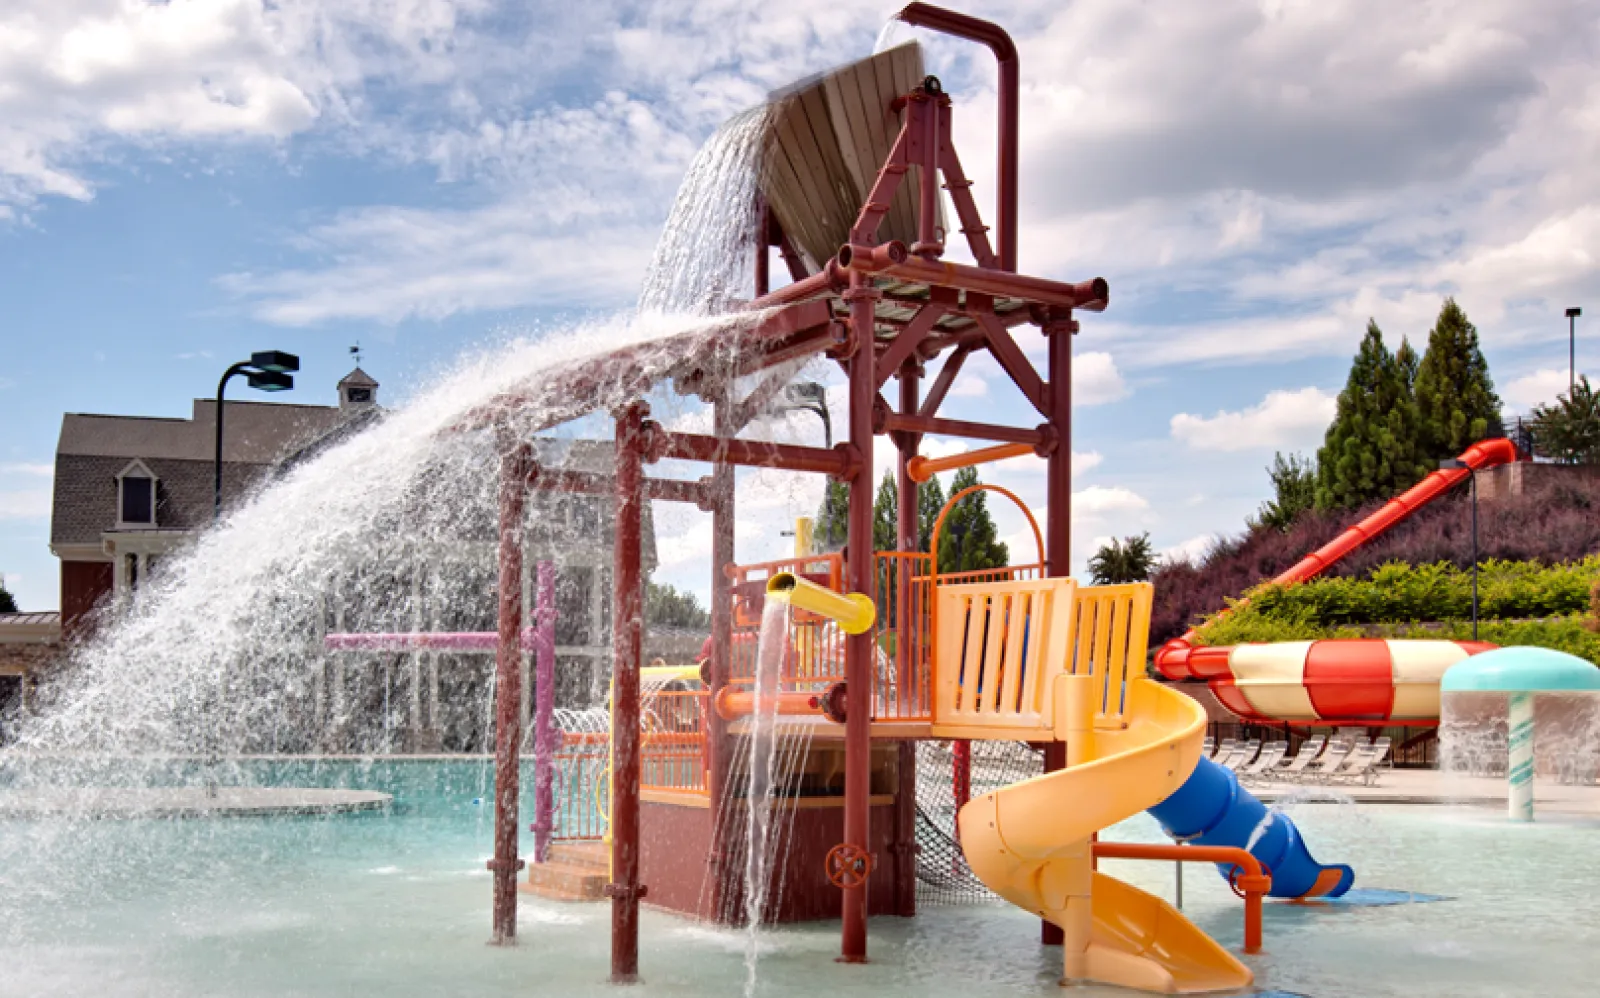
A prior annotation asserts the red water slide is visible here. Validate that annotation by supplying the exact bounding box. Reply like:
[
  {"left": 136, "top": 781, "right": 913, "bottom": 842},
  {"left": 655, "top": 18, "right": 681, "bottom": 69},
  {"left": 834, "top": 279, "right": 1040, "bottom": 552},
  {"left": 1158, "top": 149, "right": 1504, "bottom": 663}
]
[{"left": 1156, "top": 436, "right": 1522, "bottom": 681}]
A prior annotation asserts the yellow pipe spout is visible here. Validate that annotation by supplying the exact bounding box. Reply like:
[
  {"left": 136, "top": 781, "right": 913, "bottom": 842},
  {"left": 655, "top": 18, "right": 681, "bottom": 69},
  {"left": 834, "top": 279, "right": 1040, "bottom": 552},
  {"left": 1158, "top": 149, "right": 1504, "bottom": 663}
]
[{"left": 766, "top": 572, "right": 877, "bottom": 635}]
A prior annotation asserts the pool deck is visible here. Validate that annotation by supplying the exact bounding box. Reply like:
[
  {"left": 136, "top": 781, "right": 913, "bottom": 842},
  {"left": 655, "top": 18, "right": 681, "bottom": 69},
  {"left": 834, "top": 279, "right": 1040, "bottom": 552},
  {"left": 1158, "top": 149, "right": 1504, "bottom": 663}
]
[
  {"left": 0, "top": 786, "right": 392, "bottom": 819},
  {"left": 1253, "top": 769, "right": 1600, "bottom": 816}
]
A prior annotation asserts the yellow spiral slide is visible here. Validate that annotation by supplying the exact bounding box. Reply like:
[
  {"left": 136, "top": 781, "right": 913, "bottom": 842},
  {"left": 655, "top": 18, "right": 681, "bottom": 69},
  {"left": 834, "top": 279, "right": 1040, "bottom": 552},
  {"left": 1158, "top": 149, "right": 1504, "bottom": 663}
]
[{"left": 934, "top": 580, "right": 1252, "bottom": 993}]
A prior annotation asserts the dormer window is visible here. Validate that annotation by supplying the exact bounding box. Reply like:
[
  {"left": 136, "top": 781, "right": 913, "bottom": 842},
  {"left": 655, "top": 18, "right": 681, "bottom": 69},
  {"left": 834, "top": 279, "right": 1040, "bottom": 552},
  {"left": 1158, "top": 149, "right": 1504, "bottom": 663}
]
[{"left": 116, "top": 460, "right": 158, "bottom": 528}]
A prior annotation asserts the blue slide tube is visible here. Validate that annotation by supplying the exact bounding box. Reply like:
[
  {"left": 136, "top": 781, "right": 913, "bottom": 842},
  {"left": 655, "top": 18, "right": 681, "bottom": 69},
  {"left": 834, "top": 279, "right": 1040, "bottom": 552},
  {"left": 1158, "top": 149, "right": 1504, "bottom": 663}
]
[{"left": 1147, "top": 756, "right": 1354, "bottom": 899}]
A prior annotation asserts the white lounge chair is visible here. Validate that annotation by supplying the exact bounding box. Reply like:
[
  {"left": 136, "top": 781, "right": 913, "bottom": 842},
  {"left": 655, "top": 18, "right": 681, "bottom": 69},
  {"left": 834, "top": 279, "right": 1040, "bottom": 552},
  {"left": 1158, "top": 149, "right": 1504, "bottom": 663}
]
[
  {"left": 1222, "top": 739, "right": 1261, "bottom": 772},
  {"left": 1305, "top": 738, "right": 1355, "bottom": 784},
  {"left": 1276, "top": 735, "right": 1326, "bottom": 781},
  {"left": 1238, "top": 742, "right": 1288, "bottom": 784}
]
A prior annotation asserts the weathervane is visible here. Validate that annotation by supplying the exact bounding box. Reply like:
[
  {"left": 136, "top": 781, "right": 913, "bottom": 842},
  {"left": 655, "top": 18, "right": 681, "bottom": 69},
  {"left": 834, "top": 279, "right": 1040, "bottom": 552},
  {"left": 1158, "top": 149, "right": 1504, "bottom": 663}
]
[{"left": 350, "top": 341, "right": 362, "bottom": 366}]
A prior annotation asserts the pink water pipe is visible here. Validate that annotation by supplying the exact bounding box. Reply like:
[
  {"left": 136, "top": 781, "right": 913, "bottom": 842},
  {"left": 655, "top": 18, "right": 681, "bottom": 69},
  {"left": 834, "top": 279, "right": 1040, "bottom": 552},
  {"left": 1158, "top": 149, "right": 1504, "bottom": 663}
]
[{"left": 323, "top": 560, "right": 559, "bottom": 863}]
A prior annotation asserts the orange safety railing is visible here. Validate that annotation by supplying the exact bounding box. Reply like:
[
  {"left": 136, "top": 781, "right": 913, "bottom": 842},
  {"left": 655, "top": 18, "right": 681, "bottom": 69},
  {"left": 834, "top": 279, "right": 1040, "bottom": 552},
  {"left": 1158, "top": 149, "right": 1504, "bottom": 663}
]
[
  {"left": 1092, "top": 842, "right": 1271, "bottom": 954},
  {"left": 641, "top": 690, "right": 709, "bottom": 795},
  {"left": 726, "top": 552, "right": 844, "bottom": 630},
  {"left": 553, "top": 736, "right": 609, "bottom": 842}
]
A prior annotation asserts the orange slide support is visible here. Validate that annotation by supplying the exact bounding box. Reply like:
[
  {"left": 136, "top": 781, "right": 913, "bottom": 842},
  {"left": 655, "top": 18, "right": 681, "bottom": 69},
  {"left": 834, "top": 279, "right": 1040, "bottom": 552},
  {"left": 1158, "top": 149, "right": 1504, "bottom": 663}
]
[{"left": 1157, "top": 437, "right": 1522, "bottom": 681}]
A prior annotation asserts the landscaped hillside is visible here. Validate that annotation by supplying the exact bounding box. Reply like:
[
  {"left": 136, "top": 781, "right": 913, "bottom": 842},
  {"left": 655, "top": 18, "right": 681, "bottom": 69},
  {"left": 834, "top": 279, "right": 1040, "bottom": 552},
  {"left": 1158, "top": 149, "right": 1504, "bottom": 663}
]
[{"left": 1151, "top": 474, "right": 1600, "bottom": 646}]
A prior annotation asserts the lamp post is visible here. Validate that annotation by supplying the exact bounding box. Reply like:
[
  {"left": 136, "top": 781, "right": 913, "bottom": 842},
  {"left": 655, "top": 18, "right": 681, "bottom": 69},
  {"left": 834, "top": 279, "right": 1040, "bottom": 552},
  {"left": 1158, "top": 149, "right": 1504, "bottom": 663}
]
[
  {"left": 775, "top": 381, "right": 832, "bottom": 448},
  {"left": 1441, "top": 458, "right": 1479, "bottom": 640},
  {"left": 1568, "top": 307, "right": 1583, "bottom": 396},
  {"left": 215, "top": 351, "right": 300, "bottom": 522}
]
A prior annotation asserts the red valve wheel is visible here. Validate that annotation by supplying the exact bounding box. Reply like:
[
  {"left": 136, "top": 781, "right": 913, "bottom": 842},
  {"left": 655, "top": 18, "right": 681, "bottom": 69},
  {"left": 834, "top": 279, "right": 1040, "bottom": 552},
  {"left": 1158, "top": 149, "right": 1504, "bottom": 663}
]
[
  {"left": 824, "top": 843, "right": 872, "bottom": 889},
  {"left": 1228, "top": 865, "right": 1271, "bottom": 899}
]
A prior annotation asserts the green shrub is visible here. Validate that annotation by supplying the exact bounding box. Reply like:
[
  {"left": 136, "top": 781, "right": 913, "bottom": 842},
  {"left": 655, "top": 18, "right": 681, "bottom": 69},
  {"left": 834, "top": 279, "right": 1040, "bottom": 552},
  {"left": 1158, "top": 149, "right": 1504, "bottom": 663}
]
[{"left": 1228, "top": 557, "right": 1600, "bottom": 627}]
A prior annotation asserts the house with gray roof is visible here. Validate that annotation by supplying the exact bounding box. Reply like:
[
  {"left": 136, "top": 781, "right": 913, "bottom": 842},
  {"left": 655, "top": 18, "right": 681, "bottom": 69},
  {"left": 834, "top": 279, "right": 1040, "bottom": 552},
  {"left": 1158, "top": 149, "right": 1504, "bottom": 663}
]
[{"left": 50, "top": 368, "right": 380, "bottom": 633}]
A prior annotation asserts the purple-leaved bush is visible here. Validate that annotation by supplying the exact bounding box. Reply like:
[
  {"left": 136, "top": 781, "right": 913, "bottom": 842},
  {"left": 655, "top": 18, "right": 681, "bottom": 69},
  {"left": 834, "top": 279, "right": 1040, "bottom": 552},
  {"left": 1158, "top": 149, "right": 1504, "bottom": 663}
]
[{"left": 1150, "top": 473, "right": 1600, "bottom": 644}]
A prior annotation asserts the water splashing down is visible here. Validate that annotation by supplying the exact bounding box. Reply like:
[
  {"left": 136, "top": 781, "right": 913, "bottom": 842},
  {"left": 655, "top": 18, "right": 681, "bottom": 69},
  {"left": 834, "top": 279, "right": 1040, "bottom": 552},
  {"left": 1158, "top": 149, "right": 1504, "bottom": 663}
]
[{"left": 741, "top": 598, "right": 791, "bottom": 997}]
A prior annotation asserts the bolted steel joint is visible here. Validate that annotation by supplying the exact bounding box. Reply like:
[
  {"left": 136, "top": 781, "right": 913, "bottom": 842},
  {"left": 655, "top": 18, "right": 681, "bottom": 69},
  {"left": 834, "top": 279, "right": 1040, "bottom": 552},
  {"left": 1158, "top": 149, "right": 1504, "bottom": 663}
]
[{"left": 603, "top": 882, "right": 650, "bottom": 901}]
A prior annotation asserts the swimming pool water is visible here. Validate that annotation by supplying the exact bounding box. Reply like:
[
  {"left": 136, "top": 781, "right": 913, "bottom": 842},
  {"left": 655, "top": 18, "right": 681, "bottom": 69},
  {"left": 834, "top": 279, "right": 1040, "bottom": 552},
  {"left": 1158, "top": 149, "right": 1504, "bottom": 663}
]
[{"left": 1, "top": 760, "right": 1594, "bottom": 997}]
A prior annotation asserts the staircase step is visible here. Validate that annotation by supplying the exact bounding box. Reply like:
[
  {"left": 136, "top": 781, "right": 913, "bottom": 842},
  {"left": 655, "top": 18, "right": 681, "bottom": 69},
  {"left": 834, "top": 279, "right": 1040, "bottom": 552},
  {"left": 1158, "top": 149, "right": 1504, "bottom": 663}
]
[
  {"left": 547, "top": 841, "right": 609, "bottom": 870},
  {"left": 521, "top": 859, "right": 608, "bottom": 901}
]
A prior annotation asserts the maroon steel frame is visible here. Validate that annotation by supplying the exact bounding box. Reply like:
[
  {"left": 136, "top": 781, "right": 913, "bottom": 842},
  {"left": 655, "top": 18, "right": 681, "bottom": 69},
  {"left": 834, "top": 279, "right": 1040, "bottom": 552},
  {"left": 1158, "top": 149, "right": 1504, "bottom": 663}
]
[{"left": 474, "top": 3, "right": 1103, "bottom": 977}]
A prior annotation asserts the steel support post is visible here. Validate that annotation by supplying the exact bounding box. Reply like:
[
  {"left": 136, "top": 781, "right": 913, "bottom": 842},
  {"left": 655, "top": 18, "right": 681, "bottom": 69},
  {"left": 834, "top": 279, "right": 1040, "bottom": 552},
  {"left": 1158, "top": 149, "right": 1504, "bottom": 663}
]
[
  {"left": 1041, "top": 309, "right": 1074, "bottom": 946},
  {"left": 489, "top": 443, "right": 531, "bottom": 944},
  {"left": 840, "top": 275, "right": 880, "bottom": 962},
  {"left": 609, "top": 402, "right": 647, "bottom": 982},
  {"left": 706, "top": 391, "right": 737, "bottom": 920},
  {"left": 532, "top": 560, "right": 557, "bottom": 864},
  {"left": 893, "top": 358, "right": 920, "bottom": 917}
]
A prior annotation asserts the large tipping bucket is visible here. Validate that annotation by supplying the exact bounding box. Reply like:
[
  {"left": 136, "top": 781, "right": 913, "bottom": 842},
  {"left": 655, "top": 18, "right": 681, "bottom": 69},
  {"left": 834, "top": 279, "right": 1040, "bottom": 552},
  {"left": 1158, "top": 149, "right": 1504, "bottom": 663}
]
[{"left": 761, "top": 42, "right": 943, "bottom": 273}]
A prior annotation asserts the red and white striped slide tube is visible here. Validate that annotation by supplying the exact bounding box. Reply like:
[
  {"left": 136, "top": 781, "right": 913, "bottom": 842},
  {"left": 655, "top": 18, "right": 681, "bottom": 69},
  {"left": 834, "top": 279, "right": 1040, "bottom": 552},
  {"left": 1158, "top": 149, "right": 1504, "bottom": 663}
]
[{"left": 1190, "top": 639, "right": 1495, "bottom": 725}]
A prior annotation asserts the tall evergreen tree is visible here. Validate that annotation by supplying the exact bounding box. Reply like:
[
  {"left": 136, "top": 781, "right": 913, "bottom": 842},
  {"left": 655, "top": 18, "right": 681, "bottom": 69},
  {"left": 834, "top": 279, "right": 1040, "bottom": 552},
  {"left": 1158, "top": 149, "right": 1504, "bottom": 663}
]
[
  {"left": 814, "top": 479, "right": 850, "bottom": 551},
  {"left": 934, "top": 466, "right": 1009, "bottom": 572},
  {"left": 1315, "top": 320, "right": 1430, "bottom": 510},
  {"left": 1396, "top": 335, "right": 1420, "bottom": 388},
  {"left": 872, "top": 471, "right": 898, "bottom": 552},
  {"left": 1414, "top": 297, "right": 1504, "bottom": 459},
  {"left": 1251, "top": 452, "right": 1318, "bottom": 532},
  {"left": 0, "top": 576, "right": 16, "bottom": 614},
  {"left": 917, "top": 476, "right": 945, "bottom": 552}
]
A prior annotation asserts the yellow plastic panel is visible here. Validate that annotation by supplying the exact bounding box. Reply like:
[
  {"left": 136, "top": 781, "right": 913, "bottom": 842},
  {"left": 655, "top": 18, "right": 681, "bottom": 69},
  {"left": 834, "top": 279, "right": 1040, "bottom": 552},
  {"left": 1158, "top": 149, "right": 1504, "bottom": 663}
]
[{"left": 932, "top": 577, "right": 1074, "bottom": 736}]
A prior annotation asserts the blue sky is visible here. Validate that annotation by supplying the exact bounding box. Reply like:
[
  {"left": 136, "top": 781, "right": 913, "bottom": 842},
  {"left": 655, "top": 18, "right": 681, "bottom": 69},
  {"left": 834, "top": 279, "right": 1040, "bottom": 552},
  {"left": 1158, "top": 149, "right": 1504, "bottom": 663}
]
[{"left": 2, "top": 0, "right": 1598, "bottom": 612}]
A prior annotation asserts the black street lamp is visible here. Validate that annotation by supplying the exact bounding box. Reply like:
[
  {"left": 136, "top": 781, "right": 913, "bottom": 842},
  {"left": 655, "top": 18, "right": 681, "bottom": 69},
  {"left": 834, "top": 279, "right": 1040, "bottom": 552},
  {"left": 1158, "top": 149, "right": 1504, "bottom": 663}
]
[
  {"left": 1441, "top": 458, "right": 1479, "bottom": 640},
  {"left": 1568, "top": 306, "right": 1583, "bottom": 396},
  {"left": 775, "top": 381, "right": 833, "bottom": 449},
  {"left": 215, "top": 351, "right": 299, "bottom": 522}
]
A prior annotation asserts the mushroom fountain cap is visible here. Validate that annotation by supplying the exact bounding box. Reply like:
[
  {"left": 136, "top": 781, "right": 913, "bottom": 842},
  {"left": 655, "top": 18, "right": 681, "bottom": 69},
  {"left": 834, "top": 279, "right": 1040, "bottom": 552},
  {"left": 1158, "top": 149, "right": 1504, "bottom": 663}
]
[{"left": 1441, "top": 647, "right": 1600, "bottom": 694}]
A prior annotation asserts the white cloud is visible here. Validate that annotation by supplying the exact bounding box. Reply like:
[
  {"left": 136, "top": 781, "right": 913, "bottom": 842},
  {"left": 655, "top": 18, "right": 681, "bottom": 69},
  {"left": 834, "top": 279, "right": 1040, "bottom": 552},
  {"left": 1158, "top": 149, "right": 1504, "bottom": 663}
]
[
  {"left": 1161, "top": 533, "right": 1216, "bottom": 566},
  {"left": 1170, "top": 387, "right": 1336, "bottom": 452},
  {"left": 1072, "top": 451, "right": 1103, "bottom": 477},
  {"left": 1073, "top": 351, "right": 1128, "bottom": 405},
  {"left": 1502, "top": 367, "right": 1570, "bottom": 411},
  {"left": 949, "top": 373, "right": 988, "bottom": 398},
  {"left": 220, "top": 201, "right": 656, "bottom": 324},
  {"left": 0, "top": 489, "right": 51, "bottom": 520},
  {"left": 0, "top": 463, "right": 53, "bottom": 477},
  {"left": 1072, "top": 485, "right": 1149, "bottom": 520}
]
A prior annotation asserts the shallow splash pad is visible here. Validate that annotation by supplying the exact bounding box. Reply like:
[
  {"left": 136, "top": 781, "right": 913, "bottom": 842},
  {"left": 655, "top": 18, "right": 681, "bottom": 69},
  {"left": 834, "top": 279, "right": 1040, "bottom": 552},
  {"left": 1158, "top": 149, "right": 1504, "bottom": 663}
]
[{"left": 1443, "top": 647, "right": 1600, "bottom": 821}]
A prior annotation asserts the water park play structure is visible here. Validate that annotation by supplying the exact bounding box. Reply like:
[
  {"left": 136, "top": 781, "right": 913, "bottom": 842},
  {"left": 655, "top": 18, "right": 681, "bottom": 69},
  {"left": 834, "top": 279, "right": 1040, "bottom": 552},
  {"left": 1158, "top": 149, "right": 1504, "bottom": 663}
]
[
  {"left": 1156, "top": 436, "right": 1523, "bottom": 727},
  {"left": 315, "top": 9, "right": 1365, "bottom": 990}
]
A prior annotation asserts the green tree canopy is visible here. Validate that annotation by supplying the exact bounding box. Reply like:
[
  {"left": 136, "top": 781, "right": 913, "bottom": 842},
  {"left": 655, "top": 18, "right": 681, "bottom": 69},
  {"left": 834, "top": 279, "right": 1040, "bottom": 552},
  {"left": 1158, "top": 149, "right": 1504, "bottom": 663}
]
[
  {"left": 917, "top": 475, "right": 945, "bottom": 552},
  {"left": 0, "top": 576, "right": 16, "bottom": 614},
  {"left": 814, "top": 479, "right": 850, "bottom": 551},
  {"left": 934, "top": 466, "right": 1009, "bottom": 573},
  {"left": 1088, "top": 534, "right": 1156, "bottom": 585},
  {"left": 1414, "top": 297, "right": 1504, "bottom": 459},
  {"left": 872, "top": 471, "right": 898, "bottom": 552},
  {"left": 1251, "top": 452, "right": 1318, "bottom": 532},
  {"left": 646, "top": 582, "right": 710, "bottom": 629},
  {"left": 1531, "top": 376, "right": 1600, "bottom": 464},
  {"left": 1316, "top": 320, "right": 1431, "bottom": 510},
  {"left": 821, "top": 470, "right": 954, "bottom": 555}
]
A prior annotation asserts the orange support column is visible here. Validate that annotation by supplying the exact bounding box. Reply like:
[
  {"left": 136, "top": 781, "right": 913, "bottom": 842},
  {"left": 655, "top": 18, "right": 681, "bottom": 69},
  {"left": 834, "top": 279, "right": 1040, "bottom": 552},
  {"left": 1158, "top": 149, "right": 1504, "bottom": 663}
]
[{"left": 839, "top": 275, "right": 879, "bottom": 962}]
